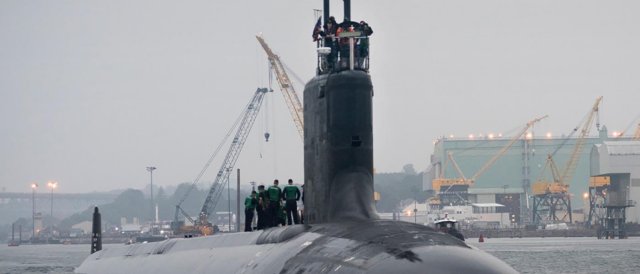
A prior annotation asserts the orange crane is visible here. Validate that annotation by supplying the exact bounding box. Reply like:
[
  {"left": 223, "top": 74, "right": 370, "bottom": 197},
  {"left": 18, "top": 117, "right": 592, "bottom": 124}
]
[
  {"left": 432, "top": 115, "right": 548, "bottom": 205},
  {"left": 532, "top": 96, "right": 603, "bottom": 224},
  {"left": 256, "top": 35, "right": 304, "bottom": 139}
]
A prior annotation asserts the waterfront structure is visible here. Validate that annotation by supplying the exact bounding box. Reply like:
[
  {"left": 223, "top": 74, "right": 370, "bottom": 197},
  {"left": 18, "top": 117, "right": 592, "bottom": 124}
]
[
  {"left": 590, "top": 141, "right": 640, "bottom": 224},
  {"left": 426, "top": 127, "right": 614, "bottom": 224},
  {"left": 396, "top": 203, "right": 510, "bottom": 228}
]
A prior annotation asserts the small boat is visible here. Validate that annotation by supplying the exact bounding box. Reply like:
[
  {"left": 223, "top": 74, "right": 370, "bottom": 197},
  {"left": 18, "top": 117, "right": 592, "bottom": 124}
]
[
  {"left": 434, "top": 214, "right": 465, "bottom": 241},
  {"left": 8, "top": 241, "right": 20, "bottom": 247}
]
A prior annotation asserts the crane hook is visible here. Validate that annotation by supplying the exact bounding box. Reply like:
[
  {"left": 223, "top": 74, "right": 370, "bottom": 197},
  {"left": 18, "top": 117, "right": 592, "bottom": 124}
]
[{"left": 264, "top": 132, "right": 271, "bottom": 142}]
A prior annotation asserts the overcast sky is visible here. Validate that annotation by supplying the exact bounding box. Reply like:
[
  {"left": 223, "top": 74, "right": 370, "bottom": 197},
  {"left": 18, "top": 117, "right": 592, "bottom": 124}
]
[{"left": 1, "top": 0, "right": 639, "bottom": 193}]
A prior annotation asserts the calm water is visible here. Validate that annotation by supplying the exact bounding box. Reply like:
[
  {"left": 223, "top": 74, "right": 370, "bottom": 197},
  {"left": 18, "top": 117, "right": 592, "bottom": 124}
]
[
  {"left": 471, "top": 237, "right": 640, "bottom": 274},
  {"left": 1, "top": 238, "right": 639, "bottom": 273}
]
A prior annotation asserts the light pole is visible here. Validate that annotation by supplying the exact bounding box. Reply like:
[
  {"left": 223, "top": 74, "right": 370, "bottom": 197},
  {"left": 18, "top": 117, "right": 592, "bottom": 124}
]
[
  {"left": 146, "top": 167, "right": 156, "bottom": 223},
  {"left": 31, "top": 183, "right": 38, "bottom": 239},
  {"left": 47, "top": 181, "right": 58, "bottom": 218},
  {"left": 413, "top": 200, "right": 418, "bottom": 224},
  {"left": 502, "top": 185, "right": 508, "bottom": 228}
]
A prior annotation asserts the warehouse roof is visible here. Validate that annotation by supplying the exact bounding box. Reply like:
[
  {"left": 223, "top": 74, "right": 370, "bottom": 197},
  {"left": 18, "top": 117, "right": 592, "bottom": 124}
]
[{"left": 602, "top": 141, "right": 640, "bottom": 155}]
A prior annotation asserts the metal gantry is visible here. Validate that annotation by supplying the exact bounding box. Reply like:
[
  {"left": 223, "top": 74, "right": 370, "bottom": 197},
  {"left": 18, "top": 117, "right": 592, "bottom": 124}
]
[{"left": 586, "top": 176, "right": 609, "bottom": 228}]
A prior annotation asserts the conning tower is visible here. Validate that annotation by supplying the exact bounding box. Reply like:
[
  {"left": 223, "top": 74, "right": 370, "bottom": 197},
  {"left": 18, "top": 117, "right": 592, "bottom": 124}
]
[{"left": 304, "top": 0, "right": 377, "bottom": 223}]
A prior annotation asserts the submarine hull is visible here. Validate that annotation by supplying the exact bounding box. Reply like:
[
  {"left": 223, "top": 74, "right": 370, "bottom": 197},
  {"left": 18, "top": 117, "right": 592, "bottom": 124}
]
[{"left": 75, "top": 220, "right": 517, "bottom": 274}]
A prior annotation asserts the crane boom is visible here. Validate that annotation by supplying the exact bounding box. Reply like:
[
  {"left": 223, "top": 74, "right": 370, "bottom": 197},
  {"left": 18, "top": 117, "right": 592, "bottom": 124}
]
[
  {"left": 256, "top": 35, "right": 304, "bottom": 139},
  {"left": 448, "top": 152, "right": 467, "bottom": 181},
  {"left": 470, "top": 115, "right": 548, "bottom": 181},
  {"left": 172, "top": 96, "right": 252, "bottom": 229},
  {"left": 198, "top": 88, "right": 270, "bottom": 224},
  {"left": 559, "top": 96, "right": 602, "bottom": 186}
]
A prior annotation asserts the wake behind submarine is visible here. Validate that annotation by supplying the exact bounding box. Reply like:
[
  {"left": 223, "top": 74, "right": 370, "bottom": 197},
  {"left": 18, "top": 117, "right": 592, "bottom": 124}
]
[{"left": 76, "top": 1, "right": 518, "bottom": 273}]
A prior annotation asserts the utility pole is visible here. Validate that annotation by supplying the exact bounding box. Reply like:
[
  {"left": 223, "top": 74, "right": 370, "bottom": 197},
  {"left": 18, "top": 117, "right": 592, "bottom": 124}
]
[
  {"left": 236, "top": 169, "right": 241, "bottom": 232},
  {"left": 227, "top": 174, "right": 231, "bottom": 231},
  {"left": 31, "top": 183, "right": 38, "bottom": 239},
  {"left": 414, "top": 200, "right": 417, "bottom": 224},
  {"left": 502, "top": 184, "right": 508, "bottom": 228},
  {"left": 146, "top": 167, "right": 156, "bottom": 223},
  {"left": 47, "top": 181, "right": 58, "bottom": 218}
]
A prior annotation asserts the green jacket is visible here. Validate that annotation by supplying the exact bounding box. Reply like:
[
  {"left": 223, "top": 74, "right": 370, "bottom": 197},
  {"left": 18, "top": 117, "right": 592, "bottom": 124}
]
[
  {"left": 244, "top": 196, "right": 257, "bottom": 210},
  {"left": 257, "top": 190, "right": 268, "bottom": 209},
  {"left": 282, "top": 185, "right": 301, "bottom": 201},
  {"left": 267, "top": 185, "right": 282, "bottom": 202}
]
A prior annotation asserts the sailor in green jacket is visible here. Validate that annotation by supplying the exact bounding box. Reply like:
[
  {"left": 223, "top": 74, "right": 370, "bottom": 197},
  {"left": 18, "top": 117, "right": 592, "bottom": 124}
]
[
  {"left": 282, "top": 179, "right": 301, "bottom": 225},
  {"left": 256, "top": 185, "right": 269, "bottom": 229},
  {"left": 244, "top": 191, "right": 258, "bottom": 231},
  {"left": 267, "top": 179, "right": 283, "bottom": 227}
]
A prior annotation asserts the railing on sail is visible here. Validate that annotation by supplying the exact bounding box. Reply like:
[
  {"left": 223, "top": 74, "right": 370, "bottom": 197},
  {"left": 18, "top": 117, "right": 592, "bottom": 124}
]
[{"left": 316, "top": 30, "right": 370, "bottom": 75}]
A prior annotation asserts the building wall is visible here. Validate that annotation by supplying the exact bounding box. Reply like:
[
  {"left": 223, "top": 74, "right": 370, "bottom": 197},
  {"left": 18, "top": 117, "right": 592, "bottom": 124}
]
[
  {"left": 427, "top": 128, "right": 613, "bottom": 211},
  {"left": 475, "top": 194, "right": 494, "bottom": 204}
]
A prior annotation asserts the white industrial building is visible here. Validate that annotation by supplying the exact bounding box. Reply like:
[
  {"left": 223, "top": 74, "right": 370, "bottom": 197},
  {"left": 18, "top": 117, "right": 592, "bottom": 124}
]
[{"left": 590, "top": 141, "right": 640, "bottom": 223}]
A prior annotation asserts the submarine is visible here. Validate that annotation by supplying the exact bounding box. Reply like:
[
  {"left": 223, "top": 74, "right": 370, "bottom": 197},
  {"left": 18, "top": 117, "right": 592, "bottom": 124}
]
[{"left": 75, "top": 1, "right": 518, "bottom": 273}]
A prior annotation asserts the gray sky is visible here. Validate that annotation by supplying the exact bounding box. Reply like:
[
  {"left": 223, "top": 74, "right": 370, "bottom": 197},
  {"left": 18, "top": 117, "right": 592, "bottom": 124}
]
[{"left": 2, "top": 0, "right": 639, "bottom": 193}]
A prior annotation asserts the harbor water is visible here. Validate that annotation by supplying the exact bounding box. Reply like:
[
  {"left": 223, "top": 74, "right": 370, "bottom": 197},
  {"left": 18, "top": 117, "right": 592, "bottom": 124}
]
[{"left": 1, "top": 237, "right": 639, "bottom": 273}]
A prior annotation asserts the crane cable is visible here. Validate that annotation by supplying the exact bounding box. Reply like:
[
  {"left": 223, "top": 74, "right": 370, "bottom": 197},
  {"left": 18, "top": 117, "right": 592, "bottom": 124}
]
[
  {"left": 281, "top": 61, "right": 307, "bottom": 90},
  {"left": 269, "top": 65, "right": 279, "bottom": 178},
  {"left": 265, "top": 62, "right": 273, "bottom": 142}
]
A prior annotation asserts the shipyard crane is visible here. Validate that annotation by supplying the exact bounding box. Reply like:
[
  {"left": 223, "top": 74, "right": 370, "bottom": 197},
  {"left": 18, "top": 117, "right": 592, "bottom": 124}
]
[
  {"left": 433, "top": 115, "right": 548, "bottom": 206},
  {"left": 532, "top": 96, "right": 603, "bottom": 224},
  {"left": 256, "top": 35, "right": 304, "bottom": 139},
  {"left": 172, "top": 88, "right": 270, "bottom": 235},
  {"left": 616, "top": 113, "right": 640, "bottom": 138}
]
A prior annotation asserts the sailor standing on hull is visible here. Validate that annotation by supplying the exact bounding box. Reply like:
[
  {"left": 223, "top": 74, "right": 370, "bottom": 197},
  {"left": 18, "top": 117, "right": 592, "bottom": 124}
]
[
  {"left": 282, "top": 179, "right": 301, "bottom": 225},
  {"left": 267, "top": 180, "right": 283, "bottom": 227},
  {"left": 256, "top": 185, "right": 268, "bottom": 229},
  {"left": 244, "top": 191, "right": 258, "bottom": 231}
]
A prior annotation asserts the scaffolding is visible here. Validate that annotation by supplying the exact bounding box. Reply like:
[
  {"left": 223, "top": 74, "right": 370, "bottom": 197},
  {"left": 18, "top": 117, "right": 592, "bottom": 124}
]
[
  {"left": 595, "top": 173, "right": 636, "bottom": 239},
  {"left": 586, "top": 176, "right": 609, "bottom": 228}
]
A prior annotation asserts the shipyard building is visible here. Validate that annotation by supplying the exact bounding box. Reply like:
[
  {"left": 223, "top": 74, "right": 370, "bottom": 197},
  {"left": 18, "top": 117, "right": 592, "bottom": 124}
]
[{"left": 424, "top": 127, "right": 640, "bottom": 225}]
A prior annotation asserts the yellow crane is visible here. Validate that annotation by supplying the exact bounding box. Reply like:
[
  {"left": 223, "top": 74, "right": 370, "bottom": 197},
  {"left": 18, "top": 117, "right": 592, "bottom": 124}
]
[
  {"left": 532, "top": 96, "right": 603, "bottom": 196},
  {"left": 532, "top": 96, "right": 602, "bottom": 224},
  {"left": 616, "top": 113, "right": 640, "bottom": 139},
  {"left": 432, "top": 115, "right": 548, "bottom": 205},
  {"left": 256, "top": 35, "right": 304, "bottom": 139}
]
